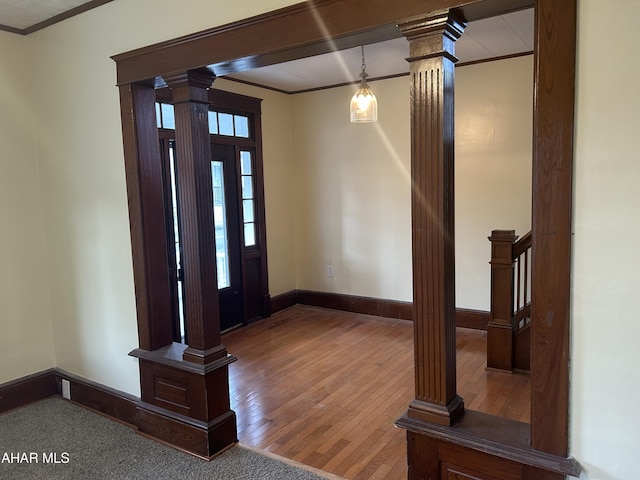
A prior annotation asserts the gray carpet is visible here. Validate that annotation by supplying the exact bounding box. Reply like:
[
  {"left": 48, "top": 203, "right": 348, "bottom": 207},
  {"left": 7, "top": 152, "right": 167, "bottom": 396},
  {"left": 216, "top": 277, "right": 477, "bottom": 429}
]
[{"left": 0, "top": 397, "right": 328, "bottom": 479}]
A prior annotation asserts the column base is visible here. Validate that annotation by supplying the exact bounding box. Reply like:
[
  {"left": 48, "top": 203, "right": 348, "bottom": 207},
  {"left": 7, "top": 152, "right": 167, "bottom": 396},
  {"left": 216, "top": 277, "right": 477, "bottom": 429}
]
[
  {"left": 137, "top": 402, "right": 237, "bottom": 458},
  {"left": 407, "top": 396, "right": 464, "bottom": 427}
]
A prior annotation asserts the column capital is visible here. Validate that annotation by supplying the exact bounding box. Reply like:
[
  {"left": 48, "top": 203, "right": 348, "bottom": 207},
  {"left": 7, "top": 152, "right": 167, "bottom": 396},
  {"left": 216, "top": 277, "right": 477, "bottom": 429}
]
[
  {"left": 163, "top": 68, "right": 216, "bottom": 104},
  {"left": 399, "top": 10, "right": 466, "bottom": 63},
  {"left": 398, "top": 9, "right": 466, "bottom": 41},
  {"left": 163, "top": 67, "right": 216, "bottom": 89}
]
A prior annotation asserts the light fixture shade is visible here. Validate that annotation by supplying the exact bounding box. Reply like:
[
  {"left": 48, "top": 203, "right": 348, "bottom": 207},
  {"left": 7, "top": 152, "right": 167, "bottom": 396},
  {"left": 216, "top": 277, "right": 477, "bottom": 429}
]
[
  {"left": 350, "top": 84, "right": 378, "bottom": 123},
  {"left": 350, "top": 46, "right": 378, "bottom": 123}
]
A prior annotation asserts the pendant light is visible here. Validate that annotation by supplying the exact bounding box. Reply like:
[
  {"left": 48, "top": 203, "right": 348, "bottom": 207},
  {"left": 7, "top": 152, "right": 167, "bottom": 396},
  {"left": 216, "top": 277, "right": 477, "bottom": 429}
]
[{"left": 350, "top": 46, "right": 378, "bottom": 123}]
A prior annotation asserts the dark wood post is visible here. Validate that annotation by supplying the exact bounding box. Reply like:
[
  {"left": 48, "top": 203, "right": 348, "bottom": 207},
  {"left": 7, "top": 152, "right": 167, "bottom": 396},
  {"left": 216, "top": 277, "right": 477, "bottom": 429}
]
[
  {"left": 487, "top": 229, "right": 517, "bottom": 371},
  {"left": 164, "top": 68, "right": 226, "bottom": 365},
  {"left": 129, "top": 68, "right": 238, "bottom": 458},
  {"left": 399, "top": 10, "right": 466, "bottom": 427},
  {"left": 118, "top": 81, "right": 175, "bottom": 351}
]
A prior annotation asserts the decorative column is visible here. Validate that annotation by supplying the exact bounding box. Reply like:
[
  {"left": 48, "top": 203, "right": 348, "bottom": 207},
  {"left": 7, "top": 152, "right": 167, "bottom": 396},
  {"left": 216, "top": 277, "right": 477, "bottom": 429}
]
[
  {"left": 130, "top": 68, "right": 237, "bottom": 458},
  {"left": 487, "top": 230, "right": 517, "bottom": 371},
  {"left": 399, "top": 10, "right": 466, "bottom": 427},
  {"left": 164, "top": 68, "right": 225, "bottom": 364}
]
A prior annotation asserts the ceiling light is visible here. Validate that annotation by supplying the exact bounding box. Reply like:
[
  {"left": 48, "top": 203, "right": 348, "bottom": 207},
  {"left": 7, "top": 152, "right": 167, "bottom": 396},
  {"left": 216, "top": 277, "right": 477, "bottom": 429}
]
[{"left": 350, "top": 46, "right": 378, "bottom": 123}]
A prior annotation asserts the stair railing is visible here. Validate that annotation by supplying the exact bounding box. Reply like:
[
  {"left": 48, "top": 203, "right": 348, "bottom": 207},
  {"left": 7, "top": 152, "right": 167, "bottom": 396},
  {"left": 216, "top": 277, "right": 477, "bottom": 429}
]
[{"left": 486, "top": 229, "right": 532, "bottom": 371}]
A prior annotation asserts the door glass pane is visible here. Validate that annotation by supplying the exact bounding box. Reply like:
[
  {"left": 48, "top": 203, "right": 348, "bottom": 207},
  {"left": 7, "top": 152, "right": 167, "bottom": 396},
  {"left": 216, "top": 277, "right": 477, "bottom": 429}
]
[
  {"left": 240, "top": 151, "right": 252, "bottom": 175},
  {"left": 243, "top": 199, "right": 255, "bottom": 223},
  {"left": 161, "top": 103, "right": 175, "bottom": 129},
  {"left": 234, "top": 115, "right": 250, "bottom": 138},
  {"left": 208, "top": 111, "right": 218, "bottom": 135},
  {"left": 244, "top": 223, "right": 256, "bottom": 247},
  {"left": 241, "top": 176, "right": 253, "bottom": 199},
  {"left": 211, "top": 161, "right": 231, "bottom": 289},
  {"left": 168, "top": 142, "right": 185, "bottom": 341},
  {"left": 218, "top": 113, "right": 234, "bottom": 136}
]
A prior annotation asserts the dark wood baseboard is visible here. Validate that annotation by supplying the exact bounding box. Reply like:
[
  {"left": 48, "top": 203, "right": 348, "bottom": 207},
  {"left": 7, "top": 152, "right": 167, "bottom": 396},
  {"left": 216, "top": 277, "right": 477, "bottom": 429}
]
[
  {"left": 456, "top": 307, "right": 490, "bottom": 330},
  {"left": 0, "top": 369, "right": 57, "bottom": 414},
  {"left": 298, "top": 289, "right": 413, "bottom": 320},
  {"left": 269, "top": 290, "right": 299, "bottom": 314},
  {"left": 0, "top": 369, "right": 140, "bottom": 427},
  {"left": 273, "top": 289, "right": 490, "bottom": 330},
  {"left": 54, "top": 369, "right": 139, "bottom": 427}
]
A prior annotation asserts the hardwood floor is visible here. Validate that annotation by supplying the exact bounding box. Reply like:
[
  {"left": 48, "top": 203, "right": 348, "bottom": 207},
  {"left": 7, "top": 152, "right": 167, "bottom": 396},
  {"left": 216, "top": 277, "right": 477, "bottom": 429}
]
[{"left": 223, "top": 305, "right": 530, "bottom": 479}]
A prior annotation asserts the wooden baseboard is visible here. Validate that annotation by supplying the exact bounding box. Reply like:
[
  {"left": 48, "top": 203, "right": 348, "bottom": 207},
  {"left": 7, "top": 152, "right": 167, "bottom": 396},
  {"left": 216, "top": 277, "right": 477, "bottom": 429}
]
[
  {"left": 455, "top": 308, "right": 491, "bottom": 330},
  {"left": 54, "top": 369, "right": 139, "bottom": 427},
  {"left": 298, "top": 290, "right": 413, "bottom": 320},
  {"left": 270, "top": 290, "right": 299, "bottom": 314},
  {"left": 0, "top": 369, "right": 57, "bottom": 414},
  {"left": 274, "top": 289, "right": 490, "bottom": 330}
]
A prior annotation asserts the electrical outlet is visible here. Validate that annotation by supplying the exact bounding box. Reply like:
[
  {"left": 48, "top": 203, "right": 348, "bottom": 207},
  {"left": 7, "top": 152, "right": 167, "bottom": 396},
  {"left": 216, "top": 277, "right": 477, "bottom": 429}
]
[
  {"left": 61, "top": 379, "right": 71, "bottom": 400},
  {"left": 327, "top": 265, "right": 334, "bottom": 277}
]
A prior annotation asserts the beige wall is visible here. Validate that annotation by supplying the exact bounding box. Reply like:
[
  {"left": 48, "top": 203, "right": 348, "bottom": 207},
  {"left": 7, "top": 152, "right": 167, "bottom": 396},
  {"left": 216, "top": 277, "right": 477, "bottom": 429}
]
[
  {"left": 291, "top": 56, "right": 532, "bottom": 309},
  {"left": 571, "top": 1, "right": 640, "bottom": 479},
  {"left": 456, "top": 56, "right": 532, "bottom": 310},
  {"left": 292, "top": 78, "right": 413, "bottom": 300},
  {"left": 0, "top": 31, "right": 55, "bottom": 383}
]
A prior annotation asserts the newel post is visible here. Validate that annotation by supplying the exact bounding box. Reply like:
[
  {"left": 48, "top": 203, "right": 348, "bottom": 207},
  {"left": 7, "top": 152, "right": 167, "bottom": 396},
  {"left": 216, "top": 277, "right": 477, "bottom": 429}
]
[{"left": 486, "top": 229, "right": 517, "bottom": 371}]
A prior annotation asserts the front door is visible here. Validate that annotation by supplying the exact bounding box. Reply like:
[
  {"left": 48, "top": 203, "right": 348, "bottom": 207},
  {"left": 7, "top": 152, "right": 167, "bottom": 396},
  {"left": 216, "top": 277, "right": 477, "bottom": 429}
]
[{"left": 211, "top": 144, "right": 244, "bottom": 332}]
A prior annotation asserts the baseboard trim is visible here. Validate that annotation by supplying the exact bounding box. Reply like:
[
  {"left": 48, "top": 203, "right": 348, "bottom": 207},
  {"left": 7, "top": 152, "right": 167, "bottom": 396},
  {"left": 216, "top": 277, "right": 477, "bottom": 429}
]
[
  {"left": 0, "top": 368, "right": 57, "bottom": 414},
  {"left": 272, "top": 289, "right": 489, "bottom": 330},
  {"left": 55, "top": 369, "right": 139, "bottom": 427},
  {"left": 456, "top": 308, "right": 491, "bottom": 330},
  {"left": 270, "top": 290, "right": 299, "bottom": 313}
]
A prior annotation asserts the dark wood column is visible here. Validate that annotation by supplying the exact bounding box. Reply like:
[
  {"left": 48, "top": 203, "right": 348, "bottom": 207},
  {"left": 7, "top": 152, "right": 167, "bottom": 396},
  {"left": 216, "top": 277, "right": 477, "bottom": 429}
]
[
  {"left": 126, "top": 69, "right": 238, "bottom": 458},
  {"left": 164, "top": 68, "right": 226, "bottom": 365},
  {"left": 118, "top": 81, "right": 174, "bottom": 351},
  {"left": 399, "top": 10, "right": 465, "bottom": 427}
]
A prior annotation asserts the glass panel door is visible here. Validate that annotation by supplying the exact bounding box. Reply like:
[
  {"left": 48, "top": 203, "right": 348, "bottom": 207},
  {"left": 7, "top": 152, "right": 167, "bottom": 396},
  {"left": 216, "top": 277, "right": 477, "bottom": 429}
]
[{"left": 211, "top": 161, "right": 231, "bottom": 289}]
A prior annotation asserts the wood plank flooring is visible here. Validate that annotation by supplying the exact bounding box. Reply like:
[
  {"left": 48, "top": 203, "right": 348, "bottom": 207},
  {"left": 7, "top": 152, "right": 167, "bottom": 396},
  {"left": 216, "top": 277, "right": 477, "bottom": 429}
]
[{"left": 223, "top": 305, "right": 530, "bottom": 479}]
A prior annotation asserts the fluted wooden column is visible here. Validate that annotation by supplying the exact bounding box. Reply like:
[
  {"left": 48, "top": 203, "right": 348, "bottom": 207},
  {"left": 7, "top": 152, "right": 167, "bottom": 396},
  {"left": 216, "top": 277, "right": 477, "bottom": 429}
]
[
  {"left": 399, "top": 10, "right": 465, "bottom": 427},
  {"left": 164, "top": 68, "right": 226, "bottom": 365}
]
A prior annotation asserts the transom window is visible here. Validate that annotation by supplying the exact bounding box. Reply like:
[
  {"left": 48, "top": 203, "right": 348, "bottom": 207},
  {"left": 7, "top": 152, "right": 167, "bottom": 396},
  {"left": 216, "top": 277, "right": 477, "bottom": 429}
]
[{"left": 156, "top": 102, "right": 250, "bottom": 139}]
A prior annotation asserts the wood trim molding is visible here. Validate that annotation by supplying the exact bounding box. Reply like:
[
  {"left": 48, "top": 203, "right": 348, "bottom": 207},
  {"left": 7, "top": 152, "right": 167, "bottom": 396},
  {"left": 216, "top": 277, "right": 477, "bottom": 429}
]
[
  {"left": 54, "top": 369, "right": 139, "bottom": 427},
  {"left": 0, "top": 369, "right": 136, "bottom": 426},
  {"left": 398, "top": 411, "right": 581, "bottom": 478},
  {"left": 272, "top": 289, "right": 489, "bottom": 330},
  {"left": 0, "top": 369, "right": 57, "bottom": 414},
  {"left": 530, "top": 0, "right": 576, "bottom": 456},
  {"left": 298, "top": 290, "right": 413, "bottom": 320},
  {"left": 111, "top": 0, "right": 534, "bottom": 86}
]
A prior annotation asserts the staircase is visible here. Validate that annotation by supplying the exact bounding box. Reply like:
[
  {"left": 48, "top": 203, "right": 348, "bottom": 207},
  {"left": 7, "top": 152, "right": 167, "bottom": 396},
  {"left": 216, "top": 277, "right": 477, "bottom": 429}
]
[{"left": 486, "top": 230, "right": 532, "bottom": 372}]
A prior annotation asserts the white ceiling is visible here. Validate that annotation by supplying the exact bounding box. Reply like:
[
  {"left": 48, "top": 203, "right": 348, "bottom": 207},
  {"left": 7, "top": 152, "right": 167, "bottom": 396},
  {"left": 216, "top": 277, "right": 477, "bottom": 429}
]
[
  {"left": 0, "top": 0, "right": 96, "bottom": 30},
  {"left": 227, "top": 8, "right": 534, "bottom": 93},
  {"left": 0, "top": 2, "right": 533, "bottom": 93}
]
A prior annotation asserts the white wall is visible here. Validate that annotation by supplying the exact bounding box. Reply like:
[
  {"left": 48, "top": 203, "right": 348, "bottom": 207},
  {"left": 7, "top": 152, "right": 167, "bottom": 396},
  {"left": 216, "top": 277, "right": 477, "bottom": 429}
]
[
  {"left": 0, "top": 31, "right": 55, "bottom": 383},
  {"left": 456, "top": 56, "right": 533, "bottom": 310},
  {"left": 291, "top": 56, "right": 533, "bottom": 308},
  {"left": 292, "top": 78, "right": 413, "bottom": 301},
  {"left": 571, "top": 1, "right": 640, "bottom": 479}
]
